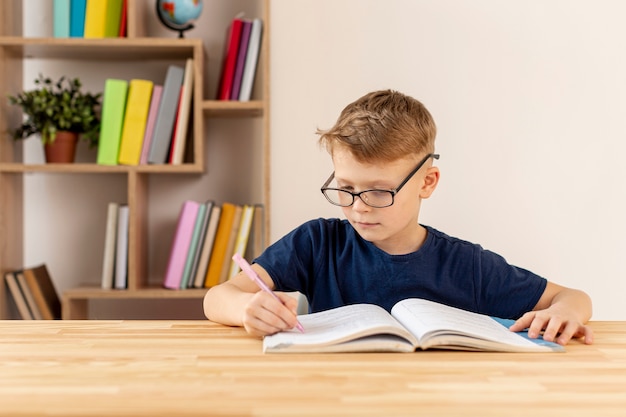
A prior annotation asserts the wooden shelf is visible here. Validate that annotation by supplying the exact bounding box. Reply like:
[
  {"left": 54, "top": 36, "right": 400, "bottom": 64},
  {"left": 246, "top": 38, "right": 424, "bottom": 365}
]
[{"left": 0, "top": 0, "right": 270, "bottom": 320}]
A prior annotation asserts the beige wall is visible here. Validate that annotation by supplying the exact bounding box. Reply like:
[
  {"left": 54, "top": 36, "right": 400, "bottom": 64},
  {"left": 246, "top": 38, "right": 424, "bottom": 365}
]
[
  {"left": 22, "top": 1, "right": 625, "bottom": 319},
  {"left": 270, "top": 0, "right": 626, "bottom": 320}
]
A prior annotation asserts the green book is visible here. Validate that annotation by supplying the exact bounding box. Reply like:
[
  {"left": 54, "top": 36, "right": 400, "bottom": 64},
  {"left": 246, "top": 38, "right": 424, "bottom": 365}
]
[
  {"left": 180, "top": 202, "right": 208, "bottom": 289},
  {"left": 97, "top": 79, "right": 128, "bottom": 165}
]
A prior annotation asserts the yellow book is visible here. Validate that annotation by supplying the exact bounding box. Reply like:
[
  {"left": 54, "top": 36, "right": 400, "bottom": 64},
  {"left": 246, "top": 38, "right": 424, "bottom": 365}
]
[
  {"left": 84, "top": 0, "right": 123, "bottom": 38},
  {"left": 227, "top": 204, "right": 255, "bottom": 279},
  {"left": 118, "top": 79, "right": 153, "bottom": 165},
  {"left": 204, "top": 203, "right": 238, "bottom": 288}
]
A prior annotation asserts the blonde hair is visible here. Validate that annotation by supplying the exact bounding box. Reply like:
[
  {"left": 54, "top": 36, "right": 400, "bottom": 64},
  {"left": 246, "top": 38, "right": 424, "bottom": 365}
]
[{"left": 317, "top": 90, "right": 436, "bottom": 163}]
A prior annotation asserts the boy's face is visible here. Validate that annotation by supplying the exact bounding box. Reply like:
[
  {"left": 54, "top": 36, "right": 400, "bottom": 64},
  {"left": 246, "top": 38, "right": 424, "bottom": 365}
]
[{"left": 331, "top": 147, "right": 439, "bottom": 254}]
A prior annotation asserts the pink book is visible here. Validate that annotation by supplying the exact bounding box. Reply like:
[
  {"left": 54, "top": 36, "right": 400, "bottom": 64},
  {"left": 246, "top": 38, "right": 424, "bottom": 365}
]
[
  {"left": 139, "top": 85, "right": 163, "bottom": 164},
  {"left": 163, "top": 200, "right": 201, "bottom": 289}
]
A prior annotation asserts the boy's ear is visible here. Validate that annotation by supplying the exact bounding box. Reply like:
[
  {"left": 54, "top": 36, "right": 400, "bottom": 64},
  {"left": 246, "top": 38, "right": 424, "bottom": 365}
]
[{"left": 419, "top": 166, "right": 440, "bottom": 199}]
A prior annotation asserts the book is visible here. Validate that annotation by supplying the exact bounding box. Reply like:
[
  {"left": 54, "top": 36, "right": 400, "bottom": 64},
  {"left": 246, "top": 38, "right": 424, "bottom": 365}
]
[
  {"left": 117, "top": 79, "right": 154, "bottom": 165},
  {"left": 84, "top": 0, "right": 123, "bottom": 38},
  {"left": 193, "top": 203, "right": 221, "bottom": 288},
  {"left": 101, "top": 202, "right": 119, "bottom": 289},
  {"left": 227, "top": 204, "right": 255, "bottom": 279},
  {"left": 217, "top": 204, "right": 243, "bottom": 284},
  {"left": 245, "top": 204, "right": 265, "bottom": 260},
  {"left": 204, "top": 202, "right": 239, "bottom": 288},
  {"left": 185, "top": 200, "right": 213, "bottom": 288},
  {"left": 22, "top": 264, "right": 62, "bottom": 320},
  {"left": 53, "top": 0, "right": 70, "bottom": 38},
  {"left": 148, "top": 65, "right": 184, "bottom": 164},
  {"left": 16, "top": 271, "right": 43, "bottom": 320},
  {"left": 139, "top": 85, "right": 162, "bottom": 165},
  {"left": 4, "top": 272, "right": 34, "bottom": 320},
  {"left": 239, "top": 18, "right": 263, "bottom": 102},
  {"left": 231, "top": 19, "right": 252, "bottom": 100},
  {"left": 118, "top": 0, "right": 127, "bottom": 37},
  {"left": 263, "top": 298, "right": 565, "bottom": 354},
  {"left": 163, "top": 200, "right": 201, "bottom": 289},
  {"left": 170, "top": 58, "right": 194, "bottom": 165},
  {"left": 217, "top": 16, "right": 244, "bottom": 100},
  {"left": 179, "top": 201, "right": 207, "bottom": 289},
  {"left": 69, "top": 0, "right": 87, "bottom": 37},
  {"left": 97, "top": 79, "right": 129, "bottom": 165},
  {"left": 114, "top": 205, "right": 129, "bottom": 290}
]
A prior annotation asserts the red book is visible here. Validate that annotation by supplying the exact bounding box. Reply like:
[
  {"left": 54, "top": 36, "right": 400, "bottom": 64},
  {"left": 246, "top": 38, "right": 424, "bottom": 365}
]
[
  {"left": 118, "top": 0, "right": 127, "bottom": 37},
  {"left": 217, "top": 17, "right": 244, "bottom": 100}
]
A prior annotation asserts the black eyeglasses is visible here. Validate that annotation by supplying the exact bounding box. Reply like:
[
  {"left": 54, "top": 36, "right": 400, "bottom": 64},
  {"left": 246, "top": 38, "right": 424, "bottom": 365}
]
[{"left": 320, "top": 153, "right": 439, "bottom": 208}]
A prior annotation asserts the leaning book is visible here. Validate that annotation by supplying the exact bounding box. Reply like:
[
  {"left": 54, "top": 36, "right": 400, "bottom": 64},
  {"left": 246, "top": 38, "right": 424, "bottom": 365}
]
[{"left": 263, "top": 298, "right": 564, "bottom": 353}]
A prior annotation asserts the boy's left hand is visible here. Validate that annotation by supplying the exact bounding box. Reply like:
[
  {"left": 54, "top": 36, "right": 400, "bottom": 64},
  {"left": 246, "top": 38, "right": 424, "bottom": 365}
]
[{"left": 509, "top": 307, "right": 594, "bottom": 345}]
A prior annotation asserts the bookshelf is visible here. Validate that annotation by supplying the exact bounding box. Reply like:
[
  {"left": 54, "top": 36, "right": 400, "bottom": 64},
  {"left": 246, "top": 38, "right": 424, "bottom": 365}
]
[{"left": 0, "top": 0, "right": 270, "bottom": 319}]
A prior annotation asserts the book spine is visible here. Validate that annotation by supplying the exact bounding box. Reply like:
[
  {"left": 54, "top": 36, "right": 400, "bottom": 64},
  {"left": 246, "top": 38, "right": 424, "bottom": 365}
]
[
  {"left": 148, "top": 65, "right": 184, "bottom": 164},
  {"left": 179, "top": 202, "right": 208, "bottom": 289},
  {"left": 97, "top": 79, "right": 129, "bottom": 165},
  {"left": 239, "top": 18, "right": 263, "bottom": 102},
  {"left": 83, "top": 0, "right": 106, "bottom": 38},
  {"left": 231, "top": 20, "right": 252, "bottom": 100},
  {"left": 139, "top": 85, "right": 163, "bottom": 165},
  {"left": 218, "top": 18, "right": 244, "bottom": 100},
  {"left": 69, "top": 0, "right": 87, "bottom": 37},
  {"left": 118, "top": 79, "right": 154, "bottom": 165},
  {"left": 163, "top": 200, "right": 201, "bottom": 289},
  {"left": 193, "top": 204, "right": 221, "bottom": 288},
  {"left": 101, "top": 202, "right": 119, "bottom": 289},
  {"left": 114, "top": 205, "right": 129, "bottom": 290},
  {"left": 204, "top": 203, "right": 237, "bottom": 288},
  {"left": 170, "top": 58, "right": 194, "bottom": 165},
  {"left": 53, "top": 0, "right": 71, "bottom": 38}
]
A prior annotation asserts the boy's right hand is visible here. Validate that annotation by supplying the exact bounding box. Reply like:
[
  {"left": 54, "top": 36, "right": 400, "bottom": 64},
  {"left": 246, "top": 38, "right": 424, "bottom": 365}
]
[{"left": 242, "top": 290, "right": 300, "bottom": 337}]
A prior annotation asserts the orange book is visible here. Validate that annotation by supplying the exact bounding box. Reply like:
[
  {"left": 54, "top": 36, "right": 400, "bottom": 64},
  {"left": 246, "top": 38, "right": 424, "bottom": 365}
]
[{"left": 204, "top": 203, "right": 239, "bottom": 287}]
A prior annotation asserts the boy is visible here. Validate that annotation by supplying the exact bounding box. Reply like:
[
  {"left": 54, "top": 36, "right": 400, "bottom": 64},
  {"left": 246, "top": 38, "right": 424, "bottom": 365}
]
[{"left": 204, "top": 90, "right": 593, "bottom": 345}]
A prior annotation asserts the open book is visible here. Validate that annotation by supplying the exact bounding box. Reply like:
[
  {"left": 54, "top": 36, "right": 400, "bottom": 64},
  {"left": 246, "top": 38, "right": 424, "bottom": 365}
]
[{"left": 263, "top": 298, "right": 564, "bottom": 353}]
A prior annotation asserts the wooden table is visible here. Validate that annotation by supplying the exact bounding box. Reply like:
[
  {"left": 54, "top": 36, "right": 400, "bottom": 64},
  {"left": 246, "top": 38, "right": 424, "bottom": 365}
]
[{"left": 0, "top": 321, "right": 624, "bottom": 417}]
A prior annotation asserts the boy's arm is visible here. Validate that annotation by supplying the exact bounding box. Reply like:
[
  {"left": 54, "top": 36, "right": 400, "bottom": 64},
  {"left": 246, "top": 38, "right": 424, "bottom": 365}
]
[
  {"left": 509, "top": 281, "right": 594, "bottom": 345},
  {"left": 203, "top": 263, "right": 299, "bottom": 337}
]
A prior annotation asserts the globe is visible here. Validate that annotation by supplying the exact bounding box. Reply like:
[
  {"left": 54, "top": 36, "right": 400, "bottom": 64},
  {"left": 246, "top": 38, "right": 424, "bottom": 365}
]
[{"left": 156, "top": 0, "right": 204, "bottom": 38}]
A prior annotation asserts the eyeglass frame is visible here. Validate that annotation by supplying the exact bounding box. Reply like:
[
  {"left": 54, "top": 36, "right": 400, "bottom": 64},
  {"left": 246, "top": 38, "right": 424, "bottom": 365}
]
[{"left": 320, "top": 153, "right": 440, "bottom": 208}]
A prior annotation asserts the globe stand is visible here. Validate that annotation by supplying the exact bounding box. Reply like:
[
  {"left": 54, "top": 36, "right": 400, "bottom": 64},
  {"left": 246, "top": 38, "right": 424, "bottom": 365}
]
[{"left": 156, "top": 2, "right": 195, "bottom": 38}]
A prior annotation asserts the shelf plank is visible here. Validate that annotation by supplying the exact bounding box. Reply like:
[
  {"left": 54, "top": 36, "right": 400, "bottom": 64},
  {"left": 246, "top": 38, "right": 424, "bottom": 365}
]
[
  {"left": 0, "top": 37, "right": 201, "bottom": 60},
  {"left": 64, "top": 286, "right": 208, "bottom": 300},
  {"left": 0, "top": 163, "right": 203, "bottom": 174},
  {"left": 202, "top": 100, "right": 265, "bottom": 117}
]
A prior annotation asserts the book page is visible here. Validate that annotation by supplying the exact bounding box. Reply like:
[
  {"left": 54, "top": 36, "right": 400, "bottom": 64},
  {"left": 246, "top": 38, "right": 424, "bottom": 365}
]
[
  {"left": 391, "top": 299, "right": 553, "bottom": 350},
  {"left": 263, "top": 304, "right": 418, "bottom": 353}
]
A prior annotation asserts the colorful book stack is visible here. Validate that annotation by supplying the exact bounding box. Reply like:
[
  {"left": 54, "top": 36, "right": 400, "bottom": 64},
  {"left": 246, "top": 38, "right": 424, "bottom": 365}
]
[
  {"left": 96, "top": 59, "right": 194, "bottom": 166},
  {"left": 53, "top": 0, "right": 127, "bottom": 38},
  {"left": 160, "top": 201, "right": 264, "bottom": 290},
  {"left": 216, "top": 16, "right": 264, "bottom": 101},
  {"left": 3, "top": 264, "right": 62, "bottom": 320}
]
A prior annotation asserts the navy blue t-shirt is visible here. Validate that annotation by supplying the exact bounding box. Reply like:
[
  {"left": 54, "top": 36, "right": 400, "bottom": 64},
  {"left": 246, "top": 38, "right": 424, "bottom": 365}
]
[{"left": 255, "top": 218, "right": 547, "bottom": 319}]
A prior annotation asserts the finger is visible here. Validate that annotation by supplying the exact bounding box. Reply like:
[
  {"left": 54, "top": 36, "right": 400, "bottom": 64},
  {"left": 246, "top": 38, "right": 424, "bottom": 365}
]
[
  {"left": 541, "top": 318, "right": 565, "bottom": 343},
  {"left": 554, "top": 321, "right": 581, "bottom": 345},
  {"left": 526, "top": 314, "right": 549, "bottom": 339},
  {"left": 509, "top": 312, "right": 534, "bottom": 332}
]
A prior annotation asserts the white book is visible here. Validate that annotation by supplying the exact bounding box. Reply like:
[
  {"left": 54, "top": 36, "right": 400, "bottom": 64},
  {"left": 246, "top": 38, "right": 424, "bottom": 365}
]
[
  {"left": 238, "top": 18, "right": 263, "bottom": 102},
  {"left": 264, "top": 298, "right": 565, "bottom": 354},
  {"left": 101, "top": 202, "right": 119, "bottom": 289},
  {"left": 114, "top": 205, "right": 129, "bottom": 290}
]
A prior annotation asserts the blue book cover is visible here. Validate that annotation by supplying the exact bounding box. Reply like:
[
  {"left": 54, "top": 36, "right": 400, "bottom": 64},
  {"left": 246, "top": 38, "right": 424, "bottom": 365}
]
[{"left": 69, "top": 0, "right": 87, "bottom": 37}]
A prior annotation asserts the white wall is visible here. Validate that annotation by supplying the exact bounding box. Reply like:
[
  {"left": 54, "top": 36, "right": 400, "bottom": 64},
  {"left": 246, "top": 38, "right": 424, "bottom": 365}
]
[
  {"left": 21, "top": 1, "right": 624, "bottom": 320},
  {"left": 270, "top": 0, "right": 626, "bottom": 320}
]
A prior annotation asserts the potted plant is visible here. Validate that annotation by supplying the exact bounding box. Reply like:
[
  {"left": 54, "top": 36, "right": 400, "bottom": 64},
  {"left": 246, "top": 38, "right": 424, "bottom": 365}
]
[{"left": 8, "top": 74, "right": 101, "bottom": 163}]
